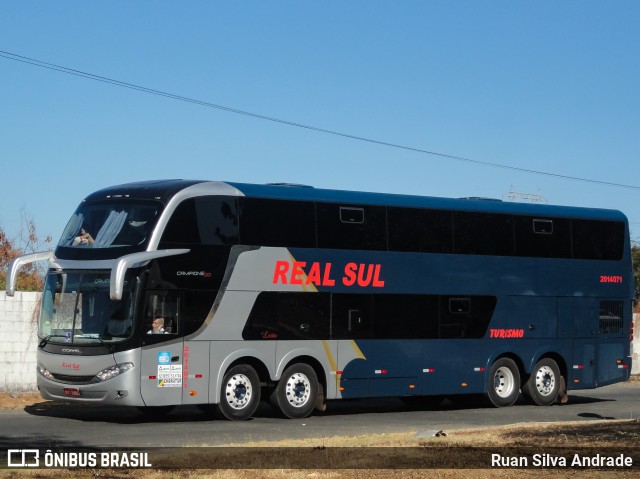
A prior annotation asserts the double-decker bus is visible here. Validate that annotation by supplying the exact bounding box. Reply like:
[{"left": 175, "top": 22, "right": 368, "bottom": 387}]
[{"left": 6, "top": 180, "right": 634, "bottom": 420}]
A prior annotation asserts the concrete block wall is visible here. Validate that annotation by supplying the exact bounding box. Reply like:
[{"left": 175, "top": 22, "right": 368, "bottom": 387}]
[
  {"left": 0, "top": 291, "right": 40, "bottom": 392},
  {"left": 632, "top": 313, "right": 640, "bottom": 375}
]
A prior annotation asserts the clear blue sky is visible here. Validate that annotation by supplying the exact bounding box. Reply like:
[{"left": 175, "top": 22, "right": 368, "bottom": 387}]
[{"left": 1, "top": 2, "right": 639, "bottom": 247}]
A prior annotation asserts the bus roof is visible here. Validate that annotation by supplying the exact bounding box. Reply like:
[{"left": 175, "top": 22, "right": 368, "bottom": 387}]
[
  {"left": 227, "top": 181, "right": 628, "bottom": 223},
  {"left": 85, "top": 179, "right": 627, "bottom": 223}
]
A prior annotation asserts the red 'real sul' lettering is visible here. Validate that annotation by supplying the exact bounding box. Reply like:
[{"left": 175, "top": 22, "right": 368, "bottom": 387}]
[
  {"left": 372, "top": 264, "right": 385, "bottom": 287},
  {"left": 322, "top": 263, "right": 336, "bottom": 286},
  {"left": 273, "top": 260, "right": 289, "bottom": 284},
  {"left": 343, "top": 263, "right": 357, "bottom": 286},
  {"left": 290, "top": 261, "right": 306, "bottom": 285},
  {"left": 274, "top": 260, "right": 383, "bottom": 288},
  {"left": 306, "top": 262, "right": 322, "bottom": 285}
]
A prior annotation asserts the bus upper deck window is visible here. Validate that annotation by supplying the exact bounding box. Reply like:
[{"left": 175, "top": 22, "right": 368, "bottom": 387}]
[
  {"left": 533, "top": 219, "right": 554, "bottom": 235},
  {"left": 340, "top": 207, "right": 364, "bottom": 224}
]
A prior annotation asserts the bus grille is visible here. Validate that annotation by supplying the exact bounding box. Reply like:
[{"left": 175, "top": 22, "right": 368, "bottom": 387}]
[
  {"left": 50, "top": 374, "right": 96, "bottom": 384},
  {"left": 599, "top": 301, "right": 624, "bottom": 334}
]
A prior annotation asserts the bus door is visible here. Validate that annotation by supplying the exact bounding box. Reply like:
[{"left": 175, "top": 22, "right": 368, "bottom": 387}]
[
  {"left": 139, "top": 291, "right": 184, "bottom": 406},
  {"left": 334, "top": 296, "right": 421, "bottom": 398},
  {"left": 595, "top": 299, "right": 628, "bottom": 386},
  {"left": 569, "top": 298, "right": 598, "bottom": 388}
]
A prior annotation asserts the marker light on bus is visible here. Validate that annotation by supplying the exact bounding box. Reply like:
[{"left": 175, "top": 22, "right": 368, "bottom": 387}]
[{"left": 96, "top": 363, "right": 134, "bottom": 382}]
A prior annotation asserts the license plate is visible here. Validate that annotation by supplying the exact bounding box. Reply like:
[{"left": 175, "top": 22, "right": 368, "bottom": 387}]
[{"left": 63, "top": 388, "right": 81, "bottom": 397}]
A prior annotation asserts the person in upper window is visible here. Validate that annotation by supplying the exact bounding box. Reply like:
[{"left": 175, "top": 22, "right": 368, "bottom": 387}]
[
  {"left": 147, "top": 315, "right": 168, "bottom": 334},
  {"left": 72, "top": 228, "right": 94, "bottom": 246}
]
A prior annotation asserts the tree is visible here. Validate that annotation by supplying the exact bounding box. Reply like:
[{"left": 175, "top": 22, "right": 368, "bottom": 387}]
[{"left": 0, "top": 213, "right": 52, "bottom": 292}]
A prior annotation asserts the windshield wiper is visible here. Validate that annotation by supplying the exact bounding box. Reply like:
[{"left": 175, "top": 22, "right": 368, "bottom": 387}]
[{"left": 38, "top": 335, "right": 68, "bottom": 347}]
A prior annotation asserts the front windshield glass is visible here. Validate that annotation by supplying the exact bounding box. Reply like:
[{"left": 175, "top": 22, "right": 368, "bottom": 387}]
[
  {"left": 40, "top": 271, "right": 138, "bottom": 344},
  {"left": 58, "top": 201, "right": 160, "bottom": 249}
]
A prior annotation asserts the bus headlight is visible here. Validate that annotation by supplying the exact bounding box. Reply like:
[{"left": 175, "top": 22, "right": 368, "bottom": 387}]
[
  {"left": 37, "top": 362, "right": 53, "bottom": 380},
  {"left": 96, "top": 363, "right": 134, "bottom": 382}
]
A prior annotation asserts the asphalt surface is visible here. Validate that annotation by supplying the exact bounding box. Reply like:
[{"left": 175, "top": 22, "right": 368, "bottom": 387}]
[{"left": 0, "top": 382, "right": 638, "bottom": 449}]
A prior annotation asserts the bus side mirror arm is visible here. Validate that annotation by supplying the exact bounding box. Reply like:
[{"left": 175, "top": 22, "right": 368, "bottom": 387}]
[
  {"left": 5, "top": 251, "right": 54, "bottom": 296},
  {"left": 110, "top": 249, "right": 190, "bottom": 300}
]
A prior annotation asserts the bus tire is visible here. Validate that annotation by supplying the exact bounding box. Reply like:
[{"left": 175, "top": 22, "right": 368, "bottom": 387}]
[
  {"left": 486, "top": 358, "right": 520, "bottom": 407},
  {"left": 523, "top": 358, "right": 561, "bottom": 406},
  {"left": 217, "top": 364, "right": 261, "bottom": 421},
  {"left": 272, "top": 363, "right": 319, "bottom": 419}
]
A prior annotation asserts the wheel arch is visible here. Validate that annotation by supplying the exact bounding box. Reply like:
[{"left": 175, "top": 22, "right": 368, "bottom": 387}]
[
  {"left": 487, "top": 351, "right": 526, "bottom": 388},
  {"left": 212, "top": 350, "right": 273, "bottom": 404},
  {"left": 526, "top": 351, "right": 568, "bottom": 386},
  {"left": 279, "top": 354, "right": 327, "bottom": 400}
]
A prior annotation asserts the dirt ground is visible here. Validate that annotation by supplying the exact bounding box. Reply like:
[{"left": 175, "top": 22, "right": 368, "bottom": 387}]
[
  {"left": 0, "top": 392, "right": 43, "bottom": 410},
  {"left": 1, "top": 390, "right": 640, "bottom": 478}
]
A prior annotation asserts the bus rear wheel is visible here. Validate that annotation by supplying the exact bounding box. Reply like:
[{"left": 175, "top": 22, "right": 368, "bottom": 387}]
[
  {"left": 523, "top": 358, "right": 561, "bottom": 406},
  {"left": 486, "top": 358, "right": 520, "bottom": 407},
  {"left": 272, "top": 363, "right": 319, "bottom": 419},
  {"left": 217, "top": 364, "right": 261, "bottom": 421}
]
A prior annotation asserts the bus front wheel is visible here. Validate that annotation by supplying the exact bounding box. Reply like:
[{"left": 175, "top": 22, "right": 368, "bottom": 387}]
[
  {"left": 523, "top": 358, "right": 561, "bottom": 406},
  {"left": 272, "top": 363, "right": 319, "bottom": 419},
  {"left": 486, "top": 358, "right": 520, "bottom": 407},
  {"left": 217, "top": 364, "right": 261, "bottom": 420}
]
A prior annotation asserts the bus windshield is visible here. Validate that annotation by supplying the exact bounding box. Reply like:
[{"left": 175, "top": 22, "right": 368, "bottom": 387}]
[
  {"left": 40, "top": 271, "right": 138, "bottom": 344},
  {"left": 58, "top": 201, "right": 161, "bottom": 249}
]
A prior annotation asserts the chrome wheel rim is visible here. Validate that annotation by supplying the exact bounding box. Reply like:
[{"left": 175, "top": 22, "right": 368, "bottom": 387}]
[
  {"left": 534, "top": 366, "right": 556, "bottom": 396},
  {"left": 284, "top": 372, "right": 311, "bottom": 408},
  {"left": 224, "top": 374, "right": 253, "bottom": 410},
  {"left": 493, "top": 366, "right": 516, "bottom": 398}
]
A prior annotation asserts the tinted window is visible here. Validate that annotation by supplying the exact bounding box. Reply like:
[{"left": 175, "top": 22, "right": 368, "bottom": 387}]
[
  {"left": 388, "top": 207, "right": 453, "bottom": 253},
  {"left": 161, "top": 196, "right": 238, "bottom": 245},
  {"left": 243, "top": 292, "right": 330, "bottom": 340},
  {"left": 372, "top": 295, "right": 439, "bottom": 339},
  {"left": 58, "top": 200, "right": 160, "bottom": 249},
  {"left": 514, "top": 216, "right": 572, "bottom": 258},
  {"left": 572, "top": 219, "right": 625, "bottom": 260},
  {"left": 331, "top": 294, "right": 374, "bottom": 339},
  {"left": 454, "top": 212, "right": 514, "bottom": 256},
  {"left": 244, "top": 293, "right": 497, "bottom": 340},
  {"left": 317, "top": 203, "right": 386, "bottom": 250},
  {"left": 440, "top": 296, "right": 496, "bottom": 339},
  {"left": 239, "top": 198, "right": 316, "bottom": 248}
]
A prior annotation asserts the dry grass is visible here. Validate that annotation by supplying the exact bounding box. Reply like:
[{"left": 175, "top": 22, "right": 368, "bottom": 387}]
[{"left": 1, "top": 420, "right": 639, "bottom": 478}]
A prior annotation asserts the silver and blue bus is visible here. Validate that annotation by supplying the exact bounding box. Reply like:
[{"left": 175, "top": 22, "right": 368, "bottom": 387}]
[{"left": 6, "top": 180, "right": 634, "bottom": 420}]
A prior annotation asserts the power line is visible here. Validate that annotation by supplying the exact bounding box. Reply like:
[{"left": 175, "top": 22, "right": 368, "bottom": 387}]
[{"left": 1, "top": 49, "right": 639, "bottom": 191}]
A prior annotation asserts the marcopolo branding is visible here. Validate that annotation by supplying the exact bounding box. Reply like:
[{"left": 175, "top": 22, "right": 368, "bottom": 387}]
[{"left": 177, "top": 271, "right": 212, "bottom": 278}]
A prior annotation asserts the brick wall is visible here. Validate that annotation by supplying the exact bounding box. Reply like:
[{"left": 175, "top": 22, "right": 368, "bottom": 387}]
[{"left": 0, "top": 291, "right": 40, "bottom": 392}]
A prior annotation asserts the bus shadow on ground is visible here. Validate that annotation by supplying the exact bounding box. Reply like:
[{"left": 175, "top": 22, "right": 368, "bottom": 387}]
[{"left": 22, "top": 392, "right": 614, "bottom": 424}]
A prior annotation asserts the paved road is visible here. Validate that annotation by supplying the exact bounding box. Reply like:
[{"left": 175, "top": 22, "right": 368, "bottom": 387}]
[{"left": 0, "top": 382, "right": 638, "bottom": 449}]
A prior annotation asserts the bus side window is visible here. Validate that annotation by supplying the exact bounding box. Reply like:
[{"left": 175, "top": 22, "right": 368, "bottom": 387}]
[
  {"left": 331, "top": 294, "right": 373, "bottom": 339},
  {"left": 146, "top": 292, "right": 180, "bottom": 335},
  {"left": 317, "top": 203, "right": 387, "bottom": 251}
]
